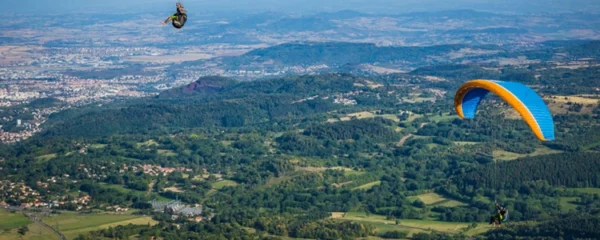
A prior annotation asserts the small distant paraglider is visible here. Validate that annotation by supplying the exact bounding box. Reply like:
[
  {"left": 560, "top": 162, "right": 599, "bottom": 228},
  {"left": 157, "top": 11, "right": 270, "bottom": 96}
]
[{"left": 162, "top": 2, "right": 187, "bottom": 29}]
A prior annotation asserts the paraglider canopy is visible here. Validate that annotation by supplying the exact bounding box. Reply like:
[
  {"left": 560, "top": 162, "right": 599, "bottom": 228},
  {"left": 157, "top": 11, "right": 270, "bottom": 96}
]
[{"left": 454, "top": 79, "right": 555, "bottom": 141}]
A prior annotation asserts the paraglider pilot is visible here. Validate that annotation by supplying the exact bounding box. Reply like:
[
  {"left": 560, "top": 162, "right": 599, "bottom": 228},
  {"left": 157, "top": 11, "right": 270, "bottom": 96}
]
[
  {"left": 162, "top": 3, "right": 187, "bottom": 29},
  {"left": 489, "top": 202, "right": 508, "bottom": 227}
]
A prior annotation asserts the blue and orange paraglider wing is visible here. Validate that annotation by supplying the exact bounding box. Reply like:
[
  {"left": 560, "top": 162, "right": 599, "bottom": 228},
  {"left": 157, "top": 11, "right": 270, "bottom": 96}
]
[{"left": 454, "top": 79, "right": 555, "bottom": 141}]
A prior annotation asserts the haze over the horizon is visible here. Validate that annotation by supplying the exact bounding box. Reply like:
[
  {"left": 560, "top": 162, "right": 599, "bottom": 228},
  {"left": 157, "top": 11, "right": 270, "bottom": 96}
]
[{"left": 4, "top": 0, "right": 600, "bottom": 15}]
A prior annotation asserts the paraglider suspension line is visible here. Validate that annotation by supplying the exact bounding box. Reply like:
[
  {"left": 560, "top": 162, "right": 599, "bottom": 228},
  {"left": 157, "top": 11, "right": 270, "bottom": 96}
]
[{"left": 492, "top": 126, "right": 497, "bottom": 202}]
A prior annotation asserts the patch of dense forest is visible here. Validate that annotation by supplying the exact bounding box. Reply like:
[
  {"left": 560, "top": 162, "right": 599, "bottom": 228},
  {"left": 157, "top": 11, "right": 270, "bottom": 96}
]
[
  {"left": 486, "top": 215, "right": 600, "bottom": 239},
  {"left": 460, "top": 152, "right": 600, "bottom": 190}
]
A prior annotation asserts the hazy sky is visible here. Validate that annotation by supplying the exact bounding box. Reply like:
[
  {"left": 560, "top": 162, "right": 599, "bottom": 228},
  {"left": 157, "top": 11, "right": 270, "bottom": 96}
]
[{"left": 3, "top": 0, "right": 600, "bottom": 14}]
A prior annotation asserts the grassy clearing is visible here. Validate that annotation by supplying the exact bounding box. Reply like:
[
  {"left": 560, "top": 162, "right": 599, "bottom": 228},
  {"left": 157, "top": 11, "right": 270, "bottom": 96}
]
[
  {"left": 428, "top": 114, "right": 458, "bottom": 122},
  {"left": 493, "top": 150, "right": 524, "bottom": 161},
  {"left": 325, "top": 111, "right": 375, "bottom": 122},
  {"left": 329, "top": 111, "right": 401, "bottom": 123},
  {"left": 332, "top": 181, "right": 353, "bottom": 188},
  {"left": 296, "top": 166, "right": 364, "bottom": 176},
  {"left": 583, "top": 141, "right": 600, "bottom": 150},
  {"left": 379, "top": 114, "right": 400, "bottom": 122},
  {"left": 405, "top": 193, "right": 467, "bottom": 207},
  {"left": 100, "top": 184, "right": 135, "bottom": 193},
  {"left": 402, "top": 97, "right": 436, "bottom": 103},
  {"left": 454, "top": 141, "right": 479, "bottom": 146},
  {"left": 401, "top": 219, "right": 482, "bottom": 234},
  {"left": 357, "top": 220, "right": 424, "bottom": 237},
  {"left": 503, "top": 108, "right": 522, "bottom": 119},
  {"left": 405, "top": 113, "right": 423, "bottom": 122},
  {"left": 475, "top": 195, "right": 493, "bottom": 204},
  {"left": 353, "top": 181, "right": 381, "bottom": 190},
  {"left": 529, "top": 147, "right": 563, "bottom": 156},
  {"left": 394, "top": 126, "right": 404, "bottom": 132},
  {"left": 89, "top": 144, "right": 106, "bottom": 149},
  {"left": 365, "top": 80, "right": 384, "bottom": 89},
  {"left": 136, "top": 140, "right": 158, "bottom": 148},
  {"left": 494, "top": 147, "right": 562, "bottom": 161},
  {"left": 544, "top": 95, "right": 599, "bottom": 115},
  {"left": 212, "top": 180, "right": 239, "bottom": 189},
  {"left": 413, "top": 193, "right": 446, "bottom": 205},
  {"left": 157, "top": 149, "right": 177, "bottom": 156},
  {"left": 571, "top": 188, "right": 600, "bottom": 195},
  {"left": 333, "top": 212, "right": 423, "bottom": 236},
  {"left": 346, "top": 111, "right": 375, "bottom": 119},
  {"left": 546, "top": 95, "right": 600, "bottom": 104},
  {"left": 437, "top": 200, "right": 468, "bottom": 207},
  {"left": 36, "top": 154, "right": 57, "bottom": 161},
  {"left": 406, "top": 192, "right": 467, "bottom": 207},
  {"left": 334, "top": 212, "right": 487, "bottom": 236},
  {"left": 559, "top": 197, "right": 579, "bottom": 212},
  {"left": 344, "top": 170, "right": 366, "bottom": 177},
  {"left": 42, "top": 212, "right": 157, "bottom": 240},
  {"left": 164, "top": 186, "right": 184, "bottom": 193},
  {"left": 0, "top": 210, "right": 30, "bottom": 231},
  {"left": 193, "top": 173, "right": 223, "bottom": 181},
  {"left": 0, "top": 222, "right": 60, "bottom": 240},
  {"left": 426, "top": 143, "right": 441, "bottom": 149}
]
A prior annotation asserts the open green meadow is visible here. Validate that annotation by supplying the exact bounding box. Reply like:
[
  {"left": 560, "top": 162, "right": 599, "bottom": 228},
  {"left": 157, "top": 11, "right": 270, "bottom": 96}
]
[
  {"left": 42, "top": 212, "right": 157, "bottom": 240},
  {"left": 36, "top": 153, "right": 57, "bottom": 162},
  {"left": 559, "top": 197, "right": 580, "bottom": 212},
  {"left": 475, "top": 195, "right": 493, "bottom": 204},
  {"left": 296, "top": 166, "right": 365, "bottom": 177},
  {"left": 89, "top": 144, "right": 107, "bottom": 149},
  {"left": 494, "top": 147, "right": 562, "bottom": 161},
  {"left": 407, "top": 192, "right": 468, "bottom": 207},
  {"left": 0, "top": 223, "right": 60, "bottom": 240},
  {"left": 454, "top": 141, "right": 479, "bottom": 146},
  {"left": 212, "top": 180, "right": 240, "bottom": 189},
  {"left": 333, "top": 211, "right": 488, "bottom": 237},
  {"left": 401, "top": 97, "right": 435, "bottom": 103},
  {"left": 0, "top": 210, "right": 30, "bottom": 231},
  {"left": 0, "top": 210, "right": 59, "bottom": 240},
  {"left": 353, "top": 181, "right": 381, "bottom": 190},
  {"left": 157, "top": 149, "right": 178, "bottom": 156},
  {"left": 136, "top": 140, "right": 158, "bottom": 148}
]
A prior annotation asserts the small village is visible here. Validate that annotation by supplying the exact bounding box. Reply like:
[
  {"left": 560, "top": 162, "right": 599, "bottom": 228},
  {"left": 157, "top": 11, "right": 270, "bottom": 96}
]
[{"left": 0, "top": 180, "right": 91, "bottom": 210}]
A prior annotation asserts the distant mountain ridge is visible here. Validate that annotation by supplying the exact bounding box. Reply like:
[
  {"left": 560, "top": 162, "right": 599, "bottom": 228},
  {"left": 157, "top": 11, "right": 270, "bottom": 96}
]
[{"left": 212, "top": 42, "right": 501, "bottom": 68}]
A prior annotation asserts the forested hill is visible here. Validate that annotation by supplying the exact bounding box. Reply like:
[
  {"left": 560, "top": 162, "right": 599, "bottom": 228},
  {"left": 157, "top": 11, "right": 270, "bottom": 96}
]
[
  {"left": 40, "top": 74, "right": 383, "bottom": 137},
  {"left": 159, "top": 73, "right": 358, "bottom": 99}
]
